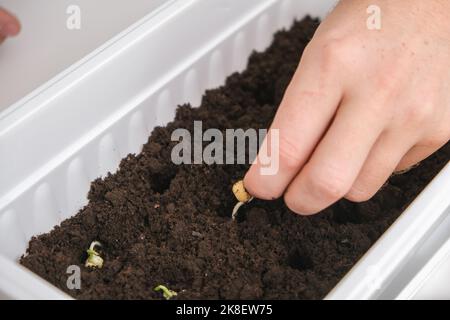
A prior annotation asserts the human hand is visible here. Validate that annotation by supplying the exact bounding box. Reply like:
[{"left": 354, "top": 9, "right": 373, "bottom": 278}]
[
  {"left": 245, "top": 0, "right": 450, "bottom": 214},
  {"left": 0, "top": 7, "right": 20, "bottom": 44}
]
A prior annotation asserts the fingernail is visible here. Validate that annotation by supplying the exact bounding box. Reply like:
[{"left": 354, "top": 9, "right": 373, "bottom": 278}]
[{"left": 0, "top": 23, "right": 20, "bottom": 36}]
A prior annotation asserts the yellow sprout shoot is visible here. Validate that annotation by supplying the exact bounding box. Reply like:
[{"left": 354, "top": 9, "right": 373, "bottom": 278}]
[
  {"left": 232, "top": 180, "right": 253, "bottom": 220},
  {"left": 154, "top": 285, "right": 177, "bottom": 300},
  {"left": 85, "top": 241, "right": 104, "bottom": 269}
]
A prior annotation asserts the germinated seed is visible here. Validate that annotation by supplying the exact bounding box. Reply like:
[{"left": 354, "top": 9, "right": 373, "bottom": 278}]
[
  {"left": 85, "top": 241, "right": 104, "bottom": 269},
  {"left": 231, "top": 180, "right": 253, "bottom": 220}
]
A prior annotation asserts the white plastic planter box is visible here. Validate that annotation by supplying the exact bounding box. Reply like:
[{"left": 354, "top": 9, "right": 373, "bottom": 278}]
[
  {"left": 397, "top": 237, "right": 450, "bottom": 300},
  {"left": 0, "top": 0, "right": 449, "bottom": 300}
]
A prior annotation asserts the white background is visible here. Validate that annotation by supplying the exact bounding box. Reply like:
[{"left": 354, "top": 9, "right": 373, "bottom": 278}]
[{"left": 0, "top": 0, "right": 168, "bottom": 111}]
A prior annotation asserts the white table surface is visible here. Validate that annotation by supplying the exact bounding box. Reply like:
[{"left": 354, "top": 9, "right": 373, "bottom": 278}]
[{"left": 0, "top": 0, "right": 169, "bottom": 112}]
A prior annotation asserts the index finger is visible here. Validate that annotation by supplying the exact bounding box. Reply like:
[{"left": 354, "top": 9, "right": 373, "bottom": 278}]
[{"left": 244, "top": 44, "right": 343, "bottom": 200}]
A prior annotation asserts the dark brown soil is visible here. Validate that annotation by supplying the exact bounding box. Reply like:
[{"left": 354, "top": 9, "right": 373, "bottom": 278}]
[{"left": 21, "top": 17, "right": 450, "bottom": 300}]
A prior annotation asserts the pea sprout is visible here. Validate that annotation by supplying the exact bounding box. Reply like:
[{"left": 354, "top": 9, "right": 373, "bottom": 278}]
[
  {"left": 154, "top": 285, "right": 177, "bottom": 300},
  {"left": 85, "top": 241, "right": 104, "bottom": 269},
  {"left": 232, "top": 180, "right": 254, "bottom": 220}
]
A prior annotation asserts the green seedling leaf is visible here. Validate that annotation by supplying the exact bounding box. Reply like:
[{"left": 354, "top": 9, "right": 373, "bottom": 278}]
[{"left": 154, "top": 285, "right": 177, "bottom": 300}]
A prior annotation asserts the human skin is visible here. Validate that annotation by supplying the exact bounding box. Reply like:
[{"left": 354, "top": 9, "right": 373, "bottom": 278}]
[
  {"left": 245, "top": 0, "right": 450, "bottom": 214},
  {"left": 0, "top": 7, "right": 21, "bottom": 44}
]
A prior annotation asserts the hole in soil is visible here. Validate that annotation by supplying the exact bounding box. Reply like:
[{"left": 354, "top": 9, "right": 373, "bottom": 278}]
[
  {"left": 287, "top": 248, "right": 313, "bottom": 271},
  {"left": 150, "top": 169, "right": 177, "bottom": 194},
  {"left": 233, "top": 203, "right": 255, "bottom": 223}
]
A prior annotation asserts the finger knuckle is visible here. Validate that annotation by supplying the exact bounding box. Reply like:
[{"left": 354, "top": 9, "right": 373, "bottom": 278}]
[
  {"left": 306, "top": 167, "right": 349, "bottom": 201},
  {"left": 278, "top": 135, "right": 304, "bottom": 170},
  {"left": 404, "top": 102, "right": 435, "bottom": 125},
  {"left": 316, "top": 35, "right": 356, "bottom": 67},
  {"left": 346, "top": 187, "right": 374, "bottom": 202}
]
